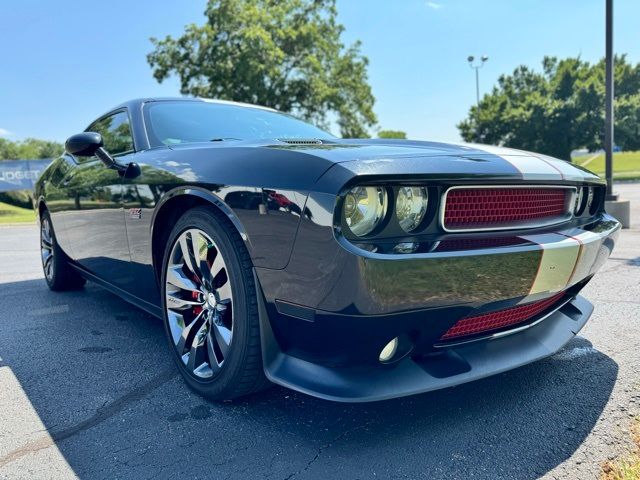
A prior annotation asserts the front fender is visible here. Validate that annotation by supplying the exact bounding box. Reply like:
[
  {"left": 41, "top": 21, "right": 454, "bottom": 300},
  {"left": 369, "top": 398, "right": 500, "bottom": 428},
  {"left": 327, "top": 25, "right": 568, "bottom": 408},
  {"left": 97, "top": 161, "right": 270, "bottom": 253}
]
[{"left": 151, "top": 185, "right": 309, "bottom": 271}]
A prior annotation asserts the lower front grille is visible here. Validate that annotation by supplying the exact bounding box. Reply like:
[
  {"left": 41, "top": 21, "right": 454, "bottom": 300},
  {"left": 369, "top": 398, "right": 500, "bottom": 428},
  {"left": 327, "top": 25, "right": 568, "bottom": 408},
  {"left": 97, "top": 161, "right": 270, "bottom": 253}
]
[{"left": 440, "top": 292, "right": 566, "bottom": 341}]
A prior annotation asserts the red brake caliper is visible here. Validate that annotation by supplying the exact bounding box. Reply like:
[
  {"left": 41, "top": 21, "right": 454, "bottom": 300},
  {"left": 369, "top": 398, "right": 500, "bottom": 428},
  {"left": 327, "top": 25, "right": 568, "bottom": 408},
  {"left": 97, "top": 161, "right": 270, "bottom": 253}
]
[{"left": 192, "top": 290, "right": 203, "bottom": 316}]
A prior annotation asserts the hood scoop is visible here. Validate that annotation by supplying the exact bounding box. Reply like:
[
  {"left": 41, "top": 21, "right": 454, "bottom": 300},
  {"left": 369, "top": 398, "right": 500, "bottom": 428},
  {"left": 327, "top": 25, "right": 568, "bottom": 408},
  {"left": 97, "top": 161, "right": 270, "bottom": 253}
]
[{"left": 278, "top": 138, "right": 323, "bottom": 145}]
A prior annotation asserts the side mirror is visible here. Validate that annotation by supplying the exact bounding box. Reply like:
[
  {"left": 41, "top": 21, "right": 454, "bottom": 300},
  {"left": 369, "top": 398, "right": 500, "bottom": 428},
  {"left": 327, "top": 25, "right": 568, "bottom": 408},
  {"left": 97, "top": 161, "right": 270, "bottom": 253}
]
[
  {"left": 65, "top": 132, "right": 103, "bottom": 157},
  {"left": 66, "top": 132, "right": 121, "bottom": 170},
  {"left": 64, "top": 131, "right": 140, "bottom": 178}
]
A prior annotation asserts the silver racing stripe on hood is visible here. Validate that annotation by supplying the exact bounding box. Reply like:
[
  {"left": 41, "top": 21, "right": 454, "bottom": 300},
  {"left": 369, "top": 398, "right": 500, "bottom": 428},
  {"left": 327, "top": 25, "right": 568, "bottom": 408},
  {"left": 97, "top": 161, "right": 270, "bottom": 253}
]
[{"left": 454, "top": 142, "right": 599, "bottom": 182}]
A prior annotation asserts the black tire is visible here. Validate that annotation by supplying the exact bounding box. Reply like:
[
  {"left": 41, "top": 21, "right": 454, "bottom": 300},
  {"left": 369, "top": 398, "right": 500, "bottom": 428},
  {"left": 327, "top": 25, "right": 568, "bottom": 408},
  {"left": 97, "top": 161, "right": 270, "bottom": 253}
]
[
  {"left": 160, "top": 206, "right": 270, "bottom": 401},
  {"left": 40, "top": 210, "right": 86, "bottom": 291}
]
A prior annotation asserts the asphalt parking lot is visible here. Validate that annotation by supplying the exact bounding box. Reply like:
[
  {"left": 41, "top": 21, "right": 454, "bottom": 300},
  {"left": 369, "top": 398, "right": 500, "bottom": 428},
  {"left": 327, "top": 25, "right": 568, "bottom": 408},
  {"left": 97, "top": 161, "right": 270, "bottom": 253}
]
[{"left": 0, "top": 184, "right": 639, "bottom": 480}]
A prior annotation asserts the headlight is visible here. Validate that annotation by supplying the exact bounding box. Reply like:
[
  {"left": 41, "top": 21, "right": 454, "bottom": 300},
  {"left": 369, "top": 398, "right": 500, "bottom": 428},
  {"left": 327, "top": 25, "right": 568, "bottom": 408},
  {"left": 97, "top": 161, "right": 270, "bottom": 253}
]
[
  {"left": 343, "top": 186, "right": 387, "bottom": 236},
  {"left": 396, "top": 187, "right": 429, "bottom": 232}
]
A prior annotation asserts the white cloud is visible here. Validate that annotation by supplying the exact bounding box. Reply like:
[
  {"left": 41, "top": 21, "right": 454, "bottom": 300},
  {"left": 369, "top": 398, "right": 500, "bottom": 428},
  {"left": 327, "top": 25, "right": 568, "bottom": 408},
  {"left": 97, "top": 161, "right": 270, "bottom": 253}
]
[
  {"left": 426, "top": 1, "right": 442, "bottom": 9},
  {"left": 0, "top": 128, "right": 12, "bottom": 137}
]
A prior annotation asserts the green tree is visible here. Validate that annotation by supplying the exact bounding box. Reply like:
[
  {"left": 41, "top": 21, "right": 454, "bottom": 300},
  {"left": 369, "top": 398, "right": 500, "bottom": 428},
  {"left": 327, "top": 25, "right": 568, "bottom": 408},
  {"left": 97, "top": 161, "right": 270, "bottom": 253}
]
[
  {"left": 0, "top": 137, "right": 63, "bottom": 160},
  {"left": 147, "top": 0, "right": 376, "bottom": 138},
  {"left": 458, "top": 55, "right": 640, "bottom": 160},
  {"left": 378, "top": 129, "right": 407, "bottom": 139}
]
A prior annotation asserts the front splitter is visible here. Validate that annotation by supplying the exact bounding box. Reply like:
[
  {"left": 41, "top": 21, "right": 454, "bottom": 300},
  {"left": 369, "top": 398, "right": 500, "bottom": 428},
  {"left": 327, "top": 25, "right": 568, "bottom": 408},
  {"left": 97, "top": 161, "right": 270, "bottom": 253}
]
[{"left": 258, "top": 290, "right": 593, "bottom": 403}]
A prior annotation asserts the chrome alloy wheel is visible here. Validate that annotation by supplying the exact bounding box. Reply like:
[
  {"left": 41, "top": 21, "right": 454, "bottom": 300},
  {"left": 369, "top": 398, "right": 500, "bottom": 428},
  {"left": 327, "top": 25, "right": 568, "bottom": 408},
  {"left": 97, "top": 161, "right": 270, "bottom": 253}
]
[
  {"left": 165, "top": 228, "right": 234, "bottom": 379},
  {"left": 41, "top": 217, "right": 54, "bottom": 281}
]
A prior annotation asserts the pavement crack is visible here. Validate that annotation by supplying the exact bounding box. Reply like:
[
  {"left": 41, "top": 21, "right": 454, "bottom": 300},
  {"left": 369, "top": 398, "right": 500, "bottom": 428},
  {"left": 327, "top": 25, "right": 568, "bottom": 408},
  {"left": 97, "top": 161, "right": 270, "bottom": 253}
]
[
  {"left": 283, "top": 420, "right": 375, "bottom": 480},
  {"left": 0, "top": 368, "right": 177, "bottom": 469}
]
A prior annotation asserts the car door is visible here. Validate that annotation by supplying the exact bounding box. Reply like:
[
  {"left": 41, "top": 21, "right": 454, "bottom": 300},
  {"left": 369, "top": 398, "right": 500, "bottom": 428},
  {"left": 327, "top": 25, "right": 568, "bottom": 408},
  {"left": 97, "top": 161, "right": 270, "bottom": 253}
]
[{"left": 62, "top": 110, "right": 134, "bottom": 288}]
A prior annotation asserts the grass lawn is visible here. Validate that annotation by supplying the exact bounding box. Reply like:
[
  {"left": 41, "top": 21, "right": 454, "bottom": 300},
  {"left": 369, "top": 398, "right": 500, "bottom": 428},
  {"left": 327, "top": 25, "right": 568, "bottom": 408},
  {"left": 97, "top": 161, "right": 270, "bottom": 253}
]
[
  {"left": 602, "top": 419, "right": 640, "bottom": 479},
  {"left": 0, "top": 201, "right": 35, "bottom": 224},
  {"left": 574, "top": 151, "right": 640, "bottom": 180}
]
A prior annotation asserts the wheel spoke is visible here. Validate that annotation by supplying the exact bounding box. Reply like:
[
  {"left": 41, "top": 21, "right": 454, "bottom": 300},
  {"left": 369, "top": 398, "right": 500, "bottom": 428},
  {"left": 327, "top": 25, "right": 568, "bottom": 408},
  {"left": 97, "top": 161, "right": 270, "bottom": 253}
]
[
  {"left": 166, "top": 265, "right": 201, "bottom": 293},
  {"left": 45, "top": 258, "right": 53, "bottom": 278},
  {"left": 206, "top": 330, "right": 221, "bottom": 372},
  {"left": 41, "top": 248, "right": 52, "bottom": 264},
  {"left": 176, "top": 311, "right": 206, "bottom": 353},
  {"left": 179, "top": 233, "right": 199, "bottom": 279},
  {"left": 167, "top": 310, "right": 186, "bottom": 344},
  {"left": 189, "top": 229, "right": 207, "bottom": 275},
  {"left": 42, "top": 220, "right": 52, "bottom": 242},
  {"left": 216, "top": 281, "right": 232, "bottom": 304},
  {"left": 198, "top": 259, "right": 213, "bottom": 290},
  {"left": 186, "top": 322, "right": 208, "bottom": 373},
  {"left": 166, "top": 292, "right": 202, "bottom": 311},
  {"left": 210, "top": 252, "right": 225, "bottom": 282},
  {"left": 191, "top": 231, "right": 214, "bottom": 288},
  {"left": 212, "top": 321, "right": 232, "bottom": 358}
]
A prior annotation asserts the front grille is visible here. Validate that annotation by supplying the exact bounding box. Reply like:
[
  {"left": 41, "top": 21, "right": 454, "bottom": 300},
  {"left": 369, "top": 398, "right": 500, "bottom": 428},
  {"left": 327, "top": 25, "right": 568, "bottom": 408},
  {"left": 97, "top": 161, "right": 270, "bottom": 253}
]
[
  {"left": 442, "top": 186, "right": 571, "bottom": 231},
  {"left": 440, "top": 292, "right": 566, "bottom": 341}
]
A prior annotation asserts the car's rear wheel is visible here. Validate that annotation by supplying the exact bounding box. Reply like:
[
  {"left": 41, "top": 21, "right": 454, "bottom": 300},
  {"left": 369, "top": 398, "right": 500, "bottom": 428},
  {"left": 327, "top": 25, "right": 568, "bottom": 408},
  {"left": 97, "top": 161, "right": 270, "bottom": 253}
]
[
  {"left": 161, "top": 206, "right": 270, "bottom": 401},
  {"left": 40, "top": 210, "right": 86, "bottom": 291}
]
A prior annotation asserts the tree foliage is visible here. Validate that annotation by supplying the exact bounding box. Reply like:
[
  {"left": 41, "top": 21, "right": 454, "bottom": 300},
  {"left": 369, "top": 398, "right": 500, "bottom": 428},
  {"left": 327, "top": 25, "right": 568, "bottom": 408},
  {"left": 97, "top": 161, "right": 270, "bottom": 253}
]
[
  {"left": 458, "top": 55, "right": 640, "bottom": 160},
  {"left": 0, "top": 137, "right": 63, "bottom": 160},
  {"left": 147, "top": 0, "right": 377, "bottom": 138},
  {"left": 378, "top": 129, "right": 407, "bottom": 139}
]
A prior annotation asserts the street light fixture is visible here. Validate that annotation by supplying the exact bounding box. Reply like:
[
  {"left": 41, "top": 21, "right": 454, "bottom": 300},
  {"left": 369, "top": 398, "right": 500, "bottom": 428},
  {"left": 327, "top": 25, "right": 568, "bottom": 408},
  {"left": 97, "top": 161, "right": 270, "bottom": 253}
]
[{"left": 467, "top": 55, "right": 489, "bottom": 106}]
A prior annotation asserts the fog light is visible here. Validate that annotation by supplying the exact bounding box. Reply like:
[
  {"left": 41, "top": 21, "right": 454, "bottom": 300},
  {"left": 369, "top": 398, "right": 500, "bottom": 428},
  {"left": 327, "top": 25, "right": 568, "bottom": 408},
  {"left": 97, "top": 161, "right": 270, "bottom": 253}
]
[
  {"left": 379, "top": 337, "right": 398, "bottom": 363},
  {"left": 586, "top": 186, "right": 595, "bottom": 212},
  {"left": 573, "top": 188, "right": 584, "bottom": 215},
  {"left": 393, "top": 242, "right": 419, "bottom": 254}
]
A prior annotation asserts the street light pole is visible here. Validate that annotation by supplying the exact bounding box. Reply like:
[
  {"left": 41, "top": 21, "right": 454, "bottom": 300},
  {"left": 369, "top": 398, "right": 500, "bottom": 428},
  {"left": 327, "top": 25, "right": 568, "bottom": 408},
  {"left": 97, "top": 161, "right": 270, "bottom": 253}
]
[
  {"left": 475, "top": 68, "right": 480, "bottom": 107},
  {"left": 467, "top": 55, "right": 489, "bottom": 106},
  {"left": 604, "top": 0, "right": 617, "bottom": 200}
]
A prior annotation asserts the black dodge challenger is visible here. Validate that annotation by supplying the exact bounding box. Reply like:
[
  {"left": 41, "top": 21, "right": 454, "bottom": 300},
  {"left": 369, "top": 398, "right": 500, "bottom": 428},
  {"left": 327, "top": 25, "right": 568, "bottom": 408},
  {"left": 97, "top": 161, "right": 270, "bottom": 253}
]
[{"left": 35, "top": 97, "right": 620, "bottom": 402}]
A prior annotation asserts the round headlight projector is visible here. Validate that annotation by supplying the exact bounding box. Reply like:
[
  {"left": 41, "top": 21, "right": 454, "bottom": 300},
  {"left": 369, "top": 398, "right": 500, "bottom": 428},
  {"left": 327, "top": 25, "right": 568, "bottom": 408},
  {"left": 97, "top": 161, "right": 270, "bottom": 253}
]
[
  {"left": 343, "top": 186, "right": 388, "bottom": 237},
  {"left": 396, "top": 187, "right": 429, "bottom": 232}
]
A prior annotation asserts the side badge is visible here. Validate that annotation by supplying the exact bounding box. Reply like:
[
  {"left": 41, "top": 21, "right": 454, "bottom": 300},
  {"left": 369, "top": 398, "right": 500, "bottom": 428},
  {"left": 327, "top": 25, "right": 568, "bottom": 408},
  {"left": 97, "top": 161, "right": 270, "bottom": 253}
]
[{"left": 129, "top": 208, "right": 142, "bottom": 219}]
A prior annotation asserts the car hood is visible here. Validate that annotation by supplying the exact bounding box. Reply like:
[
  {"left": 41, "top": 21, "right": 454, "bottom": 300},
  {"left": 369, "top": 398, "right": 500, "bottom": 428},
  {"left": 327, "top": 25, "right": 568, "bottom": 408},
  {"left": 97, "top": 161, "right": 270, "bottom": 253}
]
[
  {"left": 163, "top": 138, "right": 601, "bottom": 191},
  {"left": 284, "top": 139, "right": 602, "bottom": 190}
]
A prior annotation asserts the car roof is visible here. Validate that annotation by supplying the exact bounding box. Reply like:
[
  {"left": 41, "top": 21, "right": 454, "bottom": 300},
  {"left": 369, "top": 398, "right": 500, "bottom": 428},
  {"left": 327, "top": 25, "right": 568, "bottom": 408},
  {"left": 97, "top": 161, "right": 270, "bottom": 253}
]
[{"left": 111, "top": 97, "right": 277, "bottom": 113}]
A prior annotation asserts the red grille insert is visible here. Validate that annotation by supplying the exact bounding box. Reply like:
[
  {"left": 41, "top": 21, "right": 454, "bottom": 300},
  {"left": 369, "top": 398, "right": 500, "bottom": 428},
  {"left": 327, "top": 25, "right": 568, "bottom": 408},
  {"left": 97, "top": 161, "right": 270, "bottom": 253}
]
[
  {"left": 440, "top": 292, "right": 565, "bottom": 341},
  {"left": 443, "top": 187, "right": 569, "bottom": 231}
]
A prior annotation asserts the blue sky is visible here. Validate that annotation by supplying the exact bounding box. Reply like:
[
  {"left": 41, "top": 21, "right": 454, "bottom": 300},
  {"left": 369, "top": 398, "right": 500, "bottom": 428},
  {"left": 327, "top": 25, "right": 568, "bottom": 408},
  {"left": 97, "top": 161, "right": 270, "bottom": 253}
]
[{"left": 0, "top": 0, "right": 638, "bottom": 143}]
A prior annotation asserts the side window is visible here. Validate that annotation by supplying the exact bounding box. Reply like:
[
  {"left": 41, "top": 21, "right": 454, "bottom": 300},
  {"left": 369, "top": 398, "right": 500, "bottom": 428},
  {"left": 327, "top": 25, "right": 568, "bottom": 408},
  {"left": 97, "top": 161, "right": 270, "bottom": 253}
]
[{"left": 87, "top": 111, "right": 134, "bottom": 157}]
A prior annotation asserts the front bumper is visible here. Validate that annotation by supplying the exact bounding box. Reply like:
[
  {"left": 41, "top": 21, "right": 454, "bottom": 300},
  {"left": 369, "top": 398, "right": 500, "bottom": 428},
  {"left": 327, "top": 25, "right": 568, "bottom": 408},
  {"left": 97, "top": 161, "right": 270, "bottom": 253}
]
[
  {"left": 258, "top": 294, "right": 592, "bottom": 402},
  {"left": 254, "top": 204, "right": 619, "bottom": 401}
]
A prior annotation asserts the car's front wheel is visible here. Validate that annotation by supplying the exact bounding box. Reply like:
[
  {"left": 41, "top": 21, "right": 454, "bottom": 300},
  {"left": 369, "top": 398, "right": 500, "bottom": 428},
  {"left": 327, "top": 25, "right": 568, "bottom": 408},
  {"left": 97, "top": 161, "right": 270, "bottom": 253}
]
[{"left": 161, "top": 206, "right": 270, "bottom": 401}]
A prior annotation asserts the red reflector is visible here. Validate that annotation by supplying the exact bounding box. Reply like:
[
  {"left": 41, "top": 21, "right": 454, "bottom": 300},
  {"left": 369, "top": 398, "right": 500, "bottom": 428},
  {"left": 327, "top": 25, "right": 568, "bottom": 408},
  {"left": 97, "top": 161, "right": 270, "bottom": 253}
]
[
  {"left": 443, "top": 187, "right": 569, "bottom": 231},
  {"left": 440, "top": 292, "right": 565, "bottom": 341}
]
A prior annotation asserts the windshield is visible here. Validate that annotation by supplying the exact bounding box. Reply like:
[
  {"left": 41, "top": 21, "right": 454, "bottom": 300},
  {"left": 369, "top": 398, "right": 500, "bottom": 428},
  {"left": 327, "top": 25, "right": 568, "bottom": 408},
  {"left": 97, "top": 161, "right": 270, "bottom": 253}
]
[{"left": 144, "top": 101, "right": 335, "bottom": 146}]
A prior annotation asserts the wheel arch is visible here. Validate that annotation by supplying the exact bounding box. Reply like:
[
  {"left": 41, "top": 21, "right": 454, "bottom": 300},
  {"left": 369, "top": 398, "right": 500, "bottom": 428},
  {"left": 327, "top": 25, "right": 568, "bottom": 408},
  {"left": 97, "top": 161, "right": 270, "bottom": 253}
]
[
  {"left": 150, "top": 187, "right": 252, "bottom": 283},
  {"left": 36, "top": 197, "right": 48, "bottom": 218}
]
